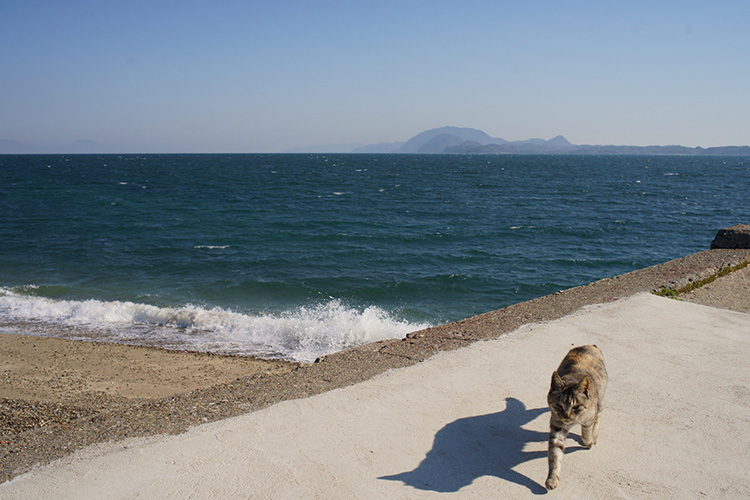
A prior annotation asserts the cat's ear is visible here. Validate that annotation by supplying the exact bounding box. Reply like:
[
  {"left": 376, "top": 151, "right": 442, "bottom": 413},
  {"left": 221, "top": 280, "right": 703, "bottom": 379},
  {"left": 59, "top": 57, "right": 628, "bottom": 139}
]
[
  {"left": 576, "top": 377, "right": 590, "bottom": 396},
  {"left": 550, "top": 371, "right": 564, "bottom": 391}
]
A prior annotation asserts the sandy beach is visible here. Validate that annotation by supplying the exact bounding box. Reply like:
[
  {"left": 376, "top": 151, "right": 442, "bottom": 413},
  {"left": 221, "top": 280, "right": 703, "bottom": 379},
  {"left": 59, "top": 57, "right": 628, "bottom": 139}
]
[
  {"left": 0, "top": 333, "right": 295, "bottom": 404},
  {"left": 1, "top": 246, "right": 749, "bottom": 494}
]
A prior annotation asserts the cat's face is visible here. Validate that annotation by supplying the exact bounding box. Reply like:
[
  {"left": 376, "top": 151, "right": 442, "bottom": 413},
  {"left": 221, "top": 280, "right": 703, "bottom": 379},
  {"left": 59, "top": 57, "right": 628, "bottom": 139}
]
[
  {"left": 548, "top": 374, "right": 593, "bottom": 424},
  {"left": 548, "top": 391, "right": 589, "bottom": 424}
]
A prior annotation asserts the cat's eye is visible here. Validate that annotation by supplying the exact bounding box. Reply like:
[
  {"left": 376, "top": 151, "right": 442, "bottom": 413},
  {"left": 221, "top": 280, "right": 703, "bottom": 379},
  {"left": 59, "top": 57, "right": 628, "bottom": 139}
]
[{"left": 573, "top": 406, "right": 583, "bottom": 413}]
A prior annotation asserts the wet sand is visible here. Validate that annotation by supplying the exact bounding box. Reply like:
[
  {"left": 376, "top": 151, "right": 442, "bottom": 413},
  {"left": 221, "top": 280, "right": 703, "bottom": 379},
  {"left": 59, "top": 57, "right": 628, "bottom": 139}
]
[{"left": 1, "top": 248, "right": 749, "bottom": 483}]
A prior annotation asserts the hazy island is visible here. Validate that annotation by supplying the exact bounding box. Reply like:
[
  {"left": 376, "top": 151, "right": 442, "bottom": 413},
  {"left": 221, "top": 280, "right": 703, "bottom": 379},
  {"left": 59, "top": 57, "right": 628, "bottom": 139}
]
[{"left": 285, "top": 126, "right": 750, "bottom": 156}]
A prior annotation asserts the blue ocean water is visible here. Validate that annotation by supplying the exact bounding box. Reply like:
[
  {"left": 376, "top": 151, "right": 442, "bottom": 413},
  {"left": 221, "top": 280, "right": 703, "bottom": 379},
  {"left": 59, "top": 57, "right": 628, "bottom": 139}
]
[{"left": 1, "top": 154, "right": 747, "bottom": 361}]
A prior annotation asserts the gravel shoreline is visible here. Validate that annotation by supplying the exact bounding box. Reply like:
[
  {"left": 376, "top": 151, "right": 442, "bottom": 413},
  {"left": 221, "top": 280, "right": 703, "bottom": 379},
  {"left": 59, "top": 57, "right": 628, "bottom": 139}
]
[{"left": 2, "top": 247, "right": 749, "bottom": 483}]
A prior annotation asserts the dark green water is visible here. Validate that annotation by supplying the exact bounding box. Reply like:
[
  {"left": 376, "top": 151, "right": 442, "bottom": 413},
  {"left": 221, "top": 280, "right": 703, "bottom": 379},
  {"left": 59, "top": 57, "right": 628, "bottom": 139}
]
[{"left": 1, "top": 154, "right": 747, "bottom": 360}]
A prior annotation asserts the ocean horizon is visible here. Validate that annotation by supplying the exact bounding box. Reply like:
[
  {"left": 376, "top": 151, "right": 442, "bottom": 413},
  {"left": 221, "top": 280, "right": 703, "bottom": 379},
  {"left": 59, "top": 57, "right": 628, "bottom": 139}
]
[{"left": 1, "top": 153, "right": 747, "bottom": 362}]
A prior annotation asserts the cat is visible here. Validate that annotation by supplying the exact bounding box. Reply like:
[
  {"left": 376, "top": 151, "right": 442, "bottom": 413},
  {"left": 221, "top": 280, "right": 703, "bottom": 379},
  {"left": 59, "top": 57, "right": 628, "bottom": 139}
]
[{"left": 545, "top": 345, "right": 607, "bottom": 490}]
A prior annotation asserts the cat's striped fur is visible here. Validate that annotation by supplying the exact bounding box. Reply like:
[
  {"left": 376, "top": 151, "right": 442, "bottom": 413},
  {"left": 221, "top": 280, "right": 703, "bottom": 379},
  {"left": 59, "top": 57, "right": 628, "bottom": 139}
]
[{"left": 546, "top": 345, "right": 607, "bottom": 490}]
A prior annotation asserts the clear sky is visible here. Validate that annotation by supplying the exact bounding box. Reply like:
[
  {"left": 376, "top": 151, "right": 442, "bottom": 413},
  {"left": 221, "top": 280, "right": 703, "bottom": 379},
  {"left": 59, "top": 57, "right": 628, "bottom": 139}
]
[{"left": 2, "top": 0, "right": 749, "bottom": 153}]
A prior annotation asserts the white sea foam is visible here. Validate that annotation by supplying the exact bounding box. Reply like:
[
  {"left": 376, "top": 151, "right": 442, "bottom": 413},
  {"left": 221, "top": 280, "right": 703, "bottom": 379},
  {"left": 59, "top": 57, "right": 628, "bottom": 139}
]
[{"left": 0, "top": 288, "right": 429, "bottom": 363}]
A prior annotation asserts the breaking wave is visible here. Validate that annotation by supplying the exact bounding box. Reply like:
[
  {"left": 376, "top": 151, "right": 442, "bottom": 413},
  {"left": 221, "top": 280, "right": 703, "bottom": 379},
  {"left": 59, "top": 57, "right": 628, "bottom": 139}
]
[{"left": 0, "top": 287, "right": 430, "bottom": 363}]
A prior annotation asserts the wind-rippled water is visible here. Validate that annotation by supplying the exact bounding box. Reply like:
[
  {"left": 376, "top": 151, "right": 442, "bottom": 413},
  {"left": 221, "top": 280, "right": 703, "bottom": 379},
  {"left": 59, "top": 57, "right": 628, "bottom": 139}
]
[{"left": 0, "top": 153, "right": 747, "bottom": 361}]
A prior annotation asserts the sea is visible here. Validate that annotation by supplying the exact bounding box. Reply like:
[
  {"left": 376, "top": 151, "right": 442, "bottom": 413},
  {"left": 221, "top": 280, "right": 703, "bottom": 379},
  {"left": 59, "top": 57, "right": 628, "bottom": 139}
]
[{"left": 1, "top": 154, "right": 747, "bottom": 362}]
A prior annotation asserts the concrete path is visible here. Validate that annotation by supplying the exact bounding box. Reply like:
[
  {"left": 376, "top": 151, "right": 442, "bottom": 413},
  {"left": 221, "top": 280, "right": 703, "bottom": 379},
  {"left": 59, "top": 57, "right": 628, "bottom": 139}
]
[{"left": 2, "top": 293, "right": 749, "bottom": 499}]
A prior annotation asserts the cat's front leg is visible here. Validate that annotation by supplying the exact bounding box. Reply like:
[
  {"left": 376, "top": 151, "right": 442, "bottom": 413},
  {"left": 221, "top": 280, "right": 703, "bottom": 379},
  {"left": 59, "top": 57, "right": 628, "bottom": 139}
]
[
  {"left": 546, "top": 422, "right": 568, "bottom": 490},
  {"left": 581, "top": 423, "right": 594, "bottom": 448},
  {"left": 581, "top": 411, "right": 602, "bottom": 448}
]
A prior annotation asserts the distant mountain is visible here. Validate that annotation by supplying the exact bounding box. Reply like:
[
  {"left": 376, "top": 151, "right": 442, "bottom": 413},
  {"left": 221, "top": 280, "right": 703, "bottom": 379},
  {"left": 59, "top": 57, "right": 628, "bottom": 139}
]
[
  {"left": 350, "top": 127, "right": 750, "bottom": 156},
  {"left": 445, "top": 135, "right": 578, "bottom": 154},
  {"left": 548, "top": 135, "right": 574, "bottom": 149},
  {"left": 441, "top": 133, "right": 750, "bottom": 156},
  {"left": 442, "top": 133, "right": 577, "bottom": 154},
  {"left": 414, "top": 133, "right": 467, "bottom": 153},
  {"left": 286, "top": 126, "right": 748, "bottom": 156},
  {"left": 700, "top": 146, "right": 750, "bottom": 155},
  {"left": 396, "top": 126, "right": 507, "bottom": 153},
  {"left": 285, "top": 126, "right": 505, "bottom": 153}
]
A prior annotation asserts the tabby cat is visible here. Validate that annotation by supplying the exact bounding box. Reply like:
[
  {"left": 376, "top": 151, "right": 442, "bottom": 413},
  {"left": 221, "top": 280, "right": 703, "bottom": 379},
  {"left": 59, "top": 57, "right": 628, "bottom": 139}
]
[{"left": 546, "top": 345, "right": 607, "bottom": 490}]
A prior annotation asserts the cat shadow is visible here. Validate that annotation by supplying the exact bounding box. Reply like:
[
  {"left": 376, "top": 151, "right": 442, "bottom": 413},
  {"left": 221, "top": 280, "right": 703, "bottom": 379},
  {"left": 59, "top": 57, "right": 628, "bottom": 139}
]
[{"left": 379, "top": 397, "right": 583, "bottom": 495}]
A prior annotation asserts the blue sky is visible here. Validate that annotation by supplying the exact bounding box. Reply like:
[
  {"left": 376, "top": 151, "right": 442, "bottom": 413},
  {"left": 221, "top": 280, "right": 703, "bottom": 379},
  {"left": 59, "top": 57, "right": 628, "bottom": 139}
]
[{"left": 2, "top": 1, "right": 748, "bottom": 152}]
